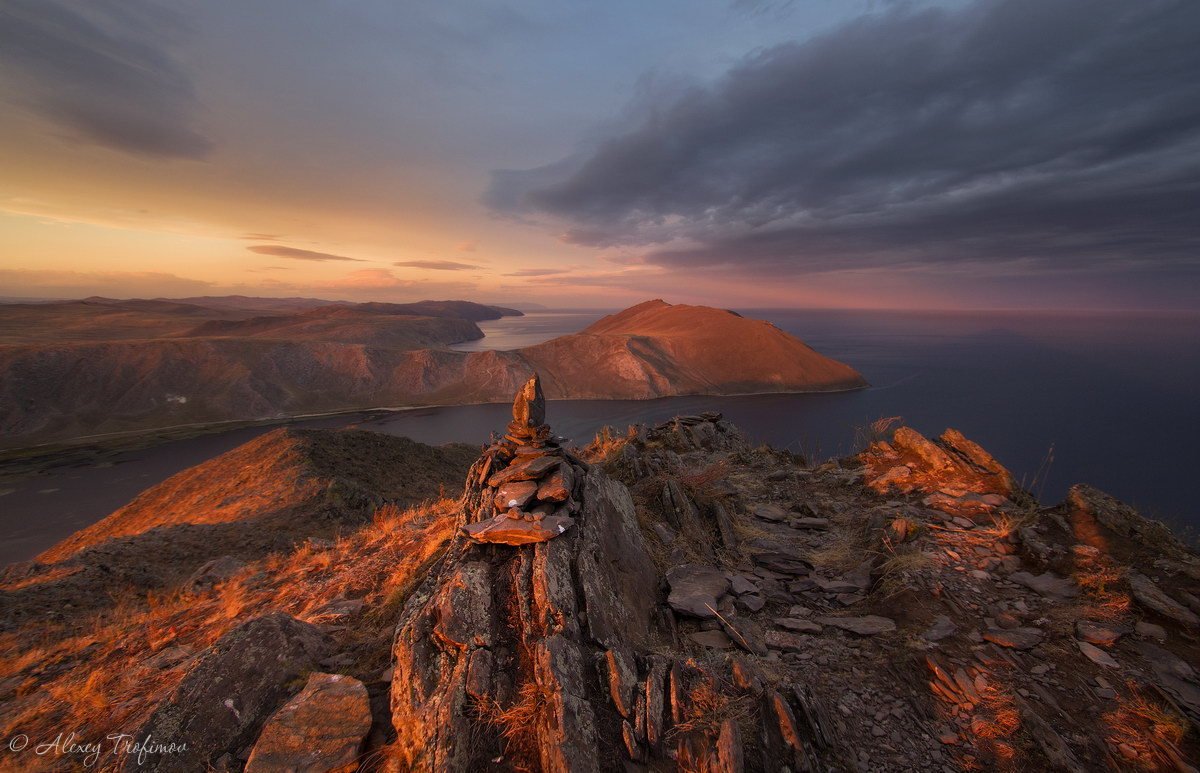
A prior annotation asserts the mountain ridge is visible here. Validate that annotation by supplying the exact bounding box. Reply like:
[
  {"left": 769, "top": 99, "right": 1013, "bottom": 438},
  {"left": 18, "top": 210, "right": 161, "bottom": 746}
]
[{"left": 0, "top": 299, "right": 865, "bottom": 450}]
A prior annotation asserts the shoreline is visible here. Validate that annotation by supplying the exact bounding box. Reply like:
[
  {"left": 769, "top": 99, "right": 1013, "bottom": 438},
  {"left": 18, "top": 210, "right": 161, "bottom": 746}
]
[{"left": 0, "top": 382, "right": 870, "bottom": 463}]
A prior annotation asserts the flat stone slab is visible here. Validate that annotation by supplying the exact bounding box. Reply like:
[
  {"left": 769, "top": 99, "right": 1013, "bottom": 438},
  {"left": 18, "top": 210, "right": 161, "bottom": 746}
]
[
  {"left": 463, "top": 512, "right": 575, "bottom": 545},
  {"left": 1078, "top": 640, "right": 1119, "bottom": 668},
  {"left": 752, "top": 552, "right": 813, "bottom": 576},
  {"left": 765, "top": 630, "right": 812, "bottom": 652},
  {"left": 1010, "top": 571, "right": 1080, "bottom": 599},
  {"left": 494, "top": 480, "right": 538, "bottom": 510},
  {"left": 1128, "top": 572, "right": 1200, "bottom": 629},
  {"left": 691, "top": 629, "right": 733, "bottom": 649},
  {"left": 923, "top": 615, "right": 958, "bottom": 642},
  {"left": 1076, "top": 620, "right": 1127, "bottom": 647},
  {"left": 816, "top": 615, "right": 896, "bottom": 635},
  {"left": 774, "top": 618, "right": 823, "bottom": 634},
  {"left": 667, "top": 564, "right": 731, "bottom": 618},
  {"left": 487, "top": 454, "right": 561, "bottom": 487},
  {"left": 983, "top": 626, "right": 1044, "bottom": 650},
  {"left": 536, "top": 463, "right": 574, "bottom": 502},
  {"left": 753, "top": 503, "right": 789, "bottom": 522}
]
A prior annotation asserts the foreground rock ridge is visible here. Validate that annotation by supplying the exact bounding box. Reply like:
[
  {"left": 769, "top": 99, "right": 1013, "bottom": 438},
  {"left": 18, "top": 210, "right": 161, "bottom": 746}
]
[
  {"left": 2, "top": 384, "right": 1199, "bottom": 771},
  {"left": 0, "top": 298, "right": 865, "bottom": 449}
]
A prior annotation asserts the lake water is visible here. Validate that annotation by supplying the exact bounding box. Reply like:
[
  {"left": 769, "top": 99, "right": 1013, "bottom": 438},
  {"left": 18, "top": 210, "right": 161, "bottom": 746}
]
[{"left": 3, "top": 308, "right": 1197, "bottom": 564}]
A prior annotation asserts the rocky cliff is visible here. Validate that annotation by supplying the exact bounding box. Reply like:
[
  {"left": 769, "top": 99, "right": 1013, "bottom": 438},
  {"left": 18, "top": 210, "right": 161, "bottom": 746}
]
[{"left": 2, "top": 378, "right": 1197, "bottom": 772}]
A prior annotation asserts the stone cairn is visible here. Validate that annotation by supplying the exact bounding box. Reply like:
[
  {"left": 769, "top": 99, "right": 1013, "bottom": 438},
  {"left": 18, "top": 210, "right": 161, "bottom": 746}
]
[{"left": 461, "top": 373, "right": 582, "bottom": 545}]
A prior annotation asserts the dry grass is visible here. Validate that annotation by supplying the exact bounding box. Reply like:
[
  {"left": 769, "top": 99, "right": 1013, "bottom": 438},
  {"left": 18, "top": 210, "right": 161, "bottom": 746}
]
[
  {"left": 0, "top": 497, "right": 458, "bottom": 747},
  {"left": 670, "top": 677, "right": 752, "bottom": 738},
  {"left": 579, "top": 424, "right": 635, "bottom": 465},
  {"left": 678, "top": 460, "right": 731, "bottom": 501},
  {"left": 1103, "top": 685, "right": 1190, "bottom": 771},
  {"left": 877, "top": 548, "right": 935, "bottom": 598},
  {"left": 853, "top": 415, "right": 903, "bottom": 449},
  {"left": 806, "top": 515, "right": 877, "bottom": 574},
  {"left": 479, "top": 681, "right": 554, "bottom": 773}
]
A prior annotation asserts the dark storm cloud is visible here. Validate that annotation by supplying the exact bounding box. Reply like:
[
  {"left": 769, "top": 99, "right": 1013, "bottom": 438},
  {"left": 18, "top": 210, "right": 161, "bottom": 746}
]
[
  {"left": 247, "top": 245, "right": 364, "bottom": 262},
  {"left": 0, "top": 0, "right": 211, "bottom": 159},
  {"left": 488, "top": 0, "right": 1200, "bottom": 276},
  {"left": 394, "top": 260, "right": 482, "bottom": 271}
]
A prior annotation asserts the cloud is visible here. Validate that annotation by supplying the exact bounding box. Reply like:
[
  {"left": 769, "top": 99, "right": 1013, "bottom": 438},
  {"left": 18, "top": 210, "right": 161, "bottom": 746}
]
[
  {"left": 504, "top": 267, "right": 572, "bottom": 277},
  {"left": 0, "top": 0, "right": 212, "bottom": 159},
  {"left": 394, "top": 259, "right": 481, "bottom": 271},
  {"left": 456, "top": 240, "right": 478, "bottom": 252},
  {"left": 316, "top": 269, "right": 414, "bottom": 290},
  {"left": 488, "top": 0, "right": 1200, "bottom": 279},
  {"left": 247, "top": 245, "right": 365, "bottom": 262}
]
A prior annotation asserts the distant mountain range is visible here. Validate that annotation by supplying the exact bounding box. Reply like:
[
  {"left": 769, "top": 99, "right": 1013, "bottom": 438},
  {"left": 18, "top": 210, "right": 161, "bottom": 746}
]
[{"left": 0, "top": 297, "right": 864, "bottom": 449}]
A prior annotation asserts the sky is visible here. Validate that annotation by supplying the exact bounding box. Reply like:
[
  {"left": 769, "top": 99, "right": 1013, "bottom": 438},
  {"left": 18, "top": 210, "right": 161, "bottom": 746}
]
[{"left": 1, "top": 0, "right": 1198, "bottom": 310}]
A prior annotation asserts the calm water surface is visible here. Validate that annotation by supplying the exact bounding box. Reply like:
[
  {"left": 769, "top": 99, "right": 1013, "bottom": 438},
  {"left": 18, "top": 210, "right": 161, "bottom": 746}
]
[{"left": 3, "top": 308, "right": 1197, "bottom": 564}]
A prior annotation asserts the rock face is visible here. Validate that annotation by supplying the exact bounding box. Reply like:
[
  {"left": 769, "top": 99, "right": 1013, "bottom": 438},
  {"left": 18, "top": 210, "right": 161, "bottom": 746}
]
[
  {"left": 245, "top": 672, "right": 372, "bottom": 773},
  {"left": 390, "top": 382, "right": 660, "bottom": 771},
  {"left": 126, "top": 613, "right": 329, "bottom": 772}
]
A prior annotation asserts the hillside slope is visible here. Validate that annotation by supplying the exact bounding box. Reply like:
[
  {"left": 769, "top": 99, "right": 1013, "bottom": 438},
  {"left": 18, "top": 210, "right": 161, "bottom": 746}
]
[
  {"left": 0, "top": 428, "right": 475, "bottom": 631},
  {"left": 524, "top": 299, "right": 867, "bottom": 398},
  {"left": 0, "top": 299, "right": 863, "bottom": 449}
]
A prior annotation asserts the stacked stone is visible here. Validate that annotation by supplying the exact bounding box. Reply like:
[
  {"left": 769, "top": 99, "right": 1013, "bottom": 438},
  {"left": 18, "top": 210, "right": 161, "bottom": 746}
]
[{"left": 462, "top": 374, "right": 584, "bottom": 545}]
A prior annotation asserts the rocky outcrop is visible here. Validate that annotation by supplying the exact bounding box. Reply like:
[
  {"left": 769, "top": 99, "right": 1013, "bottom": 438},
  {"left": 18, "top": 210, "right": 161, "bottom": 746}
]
[
  {"left": 858, "top": 426, "right": 1024, "bottom": 516},
  {"left": 245, "top": 672, "right": 372, "bottom": 773},
  {"left": 390, "top": 377, "right": 661, "bottom": 771},
  {"left": 125, "top": 613, "right": 329, "bottom": 772},
  {"left": 7, "top": 394, "right": 1200, "bottom": 771}
]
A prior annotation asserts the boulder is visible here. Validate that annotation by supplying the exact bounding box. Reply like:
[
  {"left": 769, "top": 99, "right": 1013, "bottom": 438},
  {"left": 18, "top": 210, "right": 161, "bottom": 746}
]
[
  {"left": 245, "top": 672, "right": 371, "bottom": 773},
  {"left": 666, "top": 564, "right": 730, "bottom": 619},
  {"left": 126, "top": 613, "right": 329, "bottom": 772}
]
